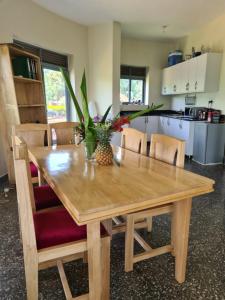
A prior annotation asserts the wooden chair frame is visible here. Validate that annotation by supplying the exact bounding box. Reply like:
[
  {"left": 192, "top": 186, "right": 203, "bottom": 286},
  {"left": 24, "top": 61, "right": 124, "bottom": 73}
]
[
  {"left": 12, "top": 123, "right": 48, "bottom": 185},
  {"left": 124, "top": 134, "right": 186, "bottom": 276},
  {"left": 150, "top": 133, "right": 185, "bottom": 168},
  {"left": 47, "top": 122, "right": 79, "bottom": 146},
  {"left": 111, "top": 127, "right": 150, "bottom": 244},
  {"left": 121, "top": 127, "right": 147, "bottom": 155},
  {"left": 13, "top": 140, "right": 110, "bottom": 300}
]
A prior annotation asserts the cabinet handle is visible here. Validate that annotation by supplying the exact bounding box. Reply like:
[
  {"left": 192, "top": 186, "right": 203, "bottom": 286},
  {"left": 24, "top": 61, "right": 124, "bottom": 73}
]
[
  {"left": 173, "top": 85, "right": 176, "bottom": 92},
  {"left": 167, "top": 118, "right": 170, "bottom": 126},
  {"left": 179, "top": 119, "right": 183, "bottom": 129},
  {"left": 186, "top": 82, "right": 189, "bottom": 91}
]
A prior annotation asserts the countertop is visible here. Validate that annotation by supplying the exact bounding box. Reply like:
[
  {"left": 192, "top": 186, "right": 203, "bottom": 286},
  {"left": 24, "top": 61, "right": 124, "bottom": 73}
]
[{"left": 120, "top": 109, "right": 180, "bottom": 117}]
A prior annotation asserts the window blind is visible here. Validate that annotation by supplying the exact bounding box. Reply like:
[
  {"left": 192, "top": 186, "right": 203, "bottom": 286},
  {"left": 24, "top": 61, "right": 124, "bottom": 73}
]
[
  {"left": 121, "top": 65, "right": 146, "bottom": 78},
  {"left": 13, "top": 40, "right": 68, "bottom": 68}
]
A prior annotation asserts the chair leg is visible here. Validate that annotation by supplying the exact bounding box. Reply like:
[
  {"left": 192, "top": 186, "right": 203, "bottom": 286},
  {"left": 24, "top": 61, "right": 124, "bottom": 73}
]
[
  {"left": 146, "top": 216, "right": 152, "bottom": 232},
  {"left": 125, "top": 215, "right": 135, "bottom": 272},
  {"left": 24, "top": 253, "right": 39, "bottom": 300},
  {"left": 38, "top": 170, "right": 44, "bottom": 186},
  {"left": 171, "top": 207, "right": 176, "bottom": 257},
  {"left": 102, "top": 219, "right": 112, "bottom": 237},
  {"left": 101, "top": 236, "right": 110, "bottom": 300}
]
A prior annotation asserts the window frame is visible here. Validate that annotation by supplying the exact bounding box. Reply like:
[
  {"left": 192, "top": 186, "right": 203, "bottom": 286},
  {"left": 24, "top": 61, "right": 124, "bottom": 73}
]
[{"left": 120, "top": 65, "right": 146, "bottom": 103}]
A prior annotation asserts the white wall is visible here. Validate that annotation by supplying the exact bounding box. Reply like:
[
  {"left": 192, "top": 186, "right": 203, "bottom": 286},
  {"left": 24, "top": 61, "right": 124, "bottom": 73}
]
[
  {"left": 88, "top": 22, "right": 121, "bottom": 117},
  {"left": 0, "top": 0, "right": 88, "bottom": 176},
  {"left": 121, "top": 38, "right": 175, "bottom": 109},
  {"left": 172, "top": 12, "right": 225, "bottom": 113}
]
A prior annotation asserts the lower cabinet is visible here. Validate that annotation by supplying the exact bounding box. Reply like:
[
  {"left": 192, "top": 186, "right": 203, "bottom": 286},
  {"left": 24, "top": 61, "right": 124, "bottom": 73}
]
[
  {"left": 121, "top": 115, "right": 195, "bottom": 156},
  {"left": 159, "top": 117, "right": 195, "bottom": 156},
  {"left": 130, "top": 116, "right": 159, "bottom": 142},
  {"left": 129, "top": 116, "right": 146, "bottom": 133}
]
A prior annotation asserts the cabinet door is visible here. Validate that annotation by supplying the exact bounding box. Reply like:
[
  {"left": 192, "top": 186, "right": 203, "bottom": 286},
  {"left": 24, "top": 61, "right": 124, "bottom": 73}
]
[
  {"left": 146, "top": 116, "right": 159, "bottom": 141},
  {"left": 129, "top": 116, "right": 146, "bottom": 133},
  {"left": 162, "top": 68, "right": 171, "bottom": 95},
  {"left": 195, "top": 54, "right": 207, "bottom": 92},
  {"left": 159, "top": 116, "right": 166, "bottom": 134},
  {"left": 173, "top": 63, "right": 182, "bottom": 94}
]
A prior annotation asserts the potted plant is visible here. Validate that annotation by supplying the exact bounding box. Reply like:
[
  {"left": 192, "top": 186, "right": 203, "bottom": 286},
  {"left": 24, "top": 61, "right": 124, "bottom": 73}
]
[{"left": 61, "top": 69, "right": 163, "bottom": 165}]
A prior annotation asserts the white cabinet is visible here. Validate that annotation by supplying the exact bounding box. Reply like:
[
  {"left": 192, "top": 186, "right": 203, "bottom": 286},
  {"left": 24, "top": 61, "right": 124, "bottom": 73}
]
[
  {"left": 146, "top": 116, "right": 159, "bottom": 141},
  {"left": 159, "top": 117, "right": 195, "bottom": 156},
  {"left": 130, "top": 116, "right": 146, "bottom": 133},
  {"left": 161, "top": 53, "right": 222, "bottom": 95},
  {"left": 129, "top": 116, "right": 159, "bottom": 141},
  {"left": 161, "top": 68, "right": 171, "bottom": 95}
]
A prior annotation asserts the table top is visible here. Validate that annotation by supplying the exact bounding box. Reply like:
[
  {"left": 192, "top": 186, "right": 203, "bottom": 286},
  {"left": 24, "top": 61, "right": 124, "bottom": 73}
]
[{"left": 29, "top": 145, "right": 214, "bottom": 224}]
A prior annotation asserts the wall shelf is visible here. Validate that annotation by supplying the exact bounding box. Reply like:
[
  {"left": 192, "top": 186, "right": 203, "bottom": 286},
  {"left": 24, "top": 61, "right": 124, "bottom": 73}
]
[
  {"left": 0, "top": 44, "right": 47, "bottom": 183},
  {"left": 18, "top": 104, "right": 45, "bottom": 108},
  {"left": 14, "top": 76, "right": 42, "bottom": 83}
]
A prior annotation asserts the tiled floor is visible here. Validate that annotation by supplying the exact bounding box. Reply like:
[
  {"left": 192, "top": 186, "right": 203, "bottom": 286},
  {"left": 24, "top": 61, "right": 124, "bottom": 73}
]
[{"left": 0, "top": 160, "right": 225, "bottom": 299}]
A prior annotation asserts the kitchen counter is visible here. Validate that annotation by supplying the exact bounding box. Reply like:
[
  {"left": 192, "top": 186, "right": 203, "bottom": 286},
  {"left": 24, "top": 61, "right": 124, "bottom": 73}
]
[{"left": 120, "top": 109, "right": 180, "bottom": 117}]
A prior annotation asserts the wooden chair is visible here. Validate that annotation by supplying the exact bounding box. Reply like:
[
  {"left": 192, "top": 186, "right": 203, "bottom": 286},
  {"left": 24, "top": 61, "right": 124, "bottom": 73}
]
[
  {"left": 125, "top": 134, "right": 185, "bottom": 274},
  {"left": 111, "top": 128, "right": 150, "bottom": 242},
  {"left": 47, "top": 122, "right": 79, "bottom": 145},
  {"left": 121, "top": 127, "right": 147, "bottom": 155},
  {"left": 12, "top": 123, "right": 48, "bottom": 185},
  {"left": 13, "top": 140, "right": 110, "bottom": 300}
]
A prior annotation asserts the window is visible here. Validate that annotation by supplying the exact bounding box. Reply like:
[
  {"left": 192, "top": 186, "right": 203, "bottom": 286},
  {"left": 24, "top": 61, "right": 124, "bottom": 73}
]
[
  {"left": 13, "top": 40, "right": 70, "bottom": 123},
  {"left": 120, "top": 65, "right": 146, "bottom": 103},
  {"left": 42, "top": 64, "right": 69, "bottom": 123}
]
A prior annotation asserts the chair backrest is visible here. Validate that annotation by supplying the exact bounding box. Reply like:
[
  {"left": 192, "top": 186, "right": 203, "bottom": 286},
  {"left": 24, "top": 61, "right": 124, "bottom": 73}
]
[
  {"left": 12, "top": 138, "right": 37, "bottom": 253},
  {"left": 121, "top": 128, "right": 147, "bottom": 155},
  {"left": 47, "top": 122, "right": 79, "bottom": 145},
  {"left": 12, "top": 123, "right": 48, "bottom": 147},
  {"left": 150, "top": 134, "right": 185, "bottom": 168}
]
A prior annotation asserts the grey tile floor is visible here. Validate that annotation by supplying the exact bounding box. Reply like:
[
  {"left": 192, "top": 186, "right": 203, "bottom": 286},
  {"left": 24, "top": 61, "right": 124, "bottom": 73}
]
[{"left": 0, "top": 160, "right": 225, "bottom": 299}]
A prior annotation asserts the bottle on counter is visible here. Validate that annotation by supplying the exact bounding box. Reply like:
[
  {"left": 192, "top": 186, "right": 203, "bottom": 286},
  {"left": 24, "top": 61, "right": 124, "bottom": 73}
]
[{"left": 207, "top": 111, "right": 212, "bottom": 123}]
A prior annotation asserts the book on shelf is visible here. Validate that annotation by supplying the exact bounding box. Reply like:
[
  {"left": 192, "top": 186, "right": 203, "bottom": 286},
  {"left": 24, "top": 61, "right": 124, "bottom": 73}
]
[{"left": 12, "top": 56, "right": 38, "bottom": 80}]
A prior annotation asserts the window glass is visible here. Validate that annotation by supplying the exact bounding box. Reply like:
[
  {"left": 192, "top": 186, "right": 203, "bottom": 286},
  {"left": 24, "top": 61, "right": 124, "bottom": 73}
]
[
  {"left": 43, "top": 66, "right": 68, "bottom": 123},
  {"left": 120, "top": 79, "right": 130, "bottom": 102},
  {"left": 120, "top": 65, "right": 146, "bottom": 103},
  {"left": 131, "top": 79, "right": 143, "bottom": 102}
]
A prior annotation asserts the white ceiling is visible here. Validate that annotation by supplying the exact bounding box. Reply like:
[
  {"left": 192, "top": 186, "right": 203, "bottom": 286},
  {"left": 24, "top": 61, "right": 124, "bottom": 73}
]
[{"left": 32, "top": 0, "right": 225, "bottom": 40}]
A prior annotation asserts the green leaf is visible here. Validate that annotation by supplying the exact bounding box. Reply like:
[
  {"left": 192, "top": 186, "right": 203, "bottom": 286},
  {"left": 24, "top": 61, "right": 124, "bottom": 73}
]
[
  {"left": 128, "top": 104, "right": 164, "bottom": 121},
  {"left": 101, "top": 105, "right": 112, "bottom": 123},
  {"left": 60, "top": 68, "right": 84, "bottom": 129},
  {"left": 80, "top": 71, "right": 94, "bottom": 130}
]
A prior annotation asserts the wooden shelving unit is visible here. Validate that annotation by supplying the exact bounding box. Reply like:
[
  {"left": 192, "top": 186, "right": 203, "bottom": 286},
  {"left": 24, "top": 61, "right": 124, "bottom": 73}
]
[
  {"left": 14, "top": 76, "right": 42, "bottom": 83},
  {"left": 0, "top": 44, "right": 47, "bottom": 182}
]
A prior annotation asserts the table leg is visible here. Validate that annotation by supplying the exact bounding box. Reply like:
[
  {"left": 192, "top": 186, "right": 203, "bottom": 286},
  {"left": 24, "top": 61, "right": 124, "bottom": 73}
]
[
  {"left": 87, "top": 221, "right": 102, "bottom": 300},
  {"left": 173, "top": 198, "right": 192, "bottom": 283}
]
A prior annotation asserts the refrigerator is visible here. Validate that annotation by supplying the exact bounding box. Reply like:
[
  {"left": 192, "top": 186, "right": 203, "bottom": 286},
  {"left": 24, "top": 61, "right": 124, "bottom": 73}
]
[{"left": 193, "top": 122, "right": 225, "bottom": 165}]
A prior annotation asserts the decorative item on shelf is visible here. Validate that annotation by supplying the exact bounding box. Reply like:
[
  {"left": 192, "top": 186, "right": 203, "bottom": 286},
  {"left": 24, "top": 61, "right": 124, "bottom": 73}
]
[
  {"left": 12, "top": 56, "right": 38, "bottom": 79},
  {"left": 61, "top": 69, "right": 163, "bottom": 164},
  {"left": 168, "top": 50, "right": 183, "bottom": 66},
  {"left": 185, "top": 55, "right": 192, "bottom": 61}
]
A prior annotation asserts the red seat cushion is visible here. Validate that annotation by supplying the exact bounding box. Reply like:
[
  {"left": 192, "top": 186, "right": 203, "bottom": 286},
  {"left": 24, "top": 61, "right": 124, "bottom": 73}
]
[
  {"left": 30, "top": 162, "right": 38, "bottom": 178},
  {"left": 33, "top": 208, "right": 106, "bottom": 250},
  {"left": 33, "top": 185, "right": 61, "bottom": 210}
]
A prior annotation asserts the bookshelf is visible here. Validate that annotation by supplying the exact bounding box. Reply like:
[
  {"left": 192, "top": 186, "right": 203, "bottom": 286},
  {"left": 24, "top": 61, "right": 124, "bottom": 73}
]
[{"left": 0, "top": 44, "right": 47, "bottom": 182}]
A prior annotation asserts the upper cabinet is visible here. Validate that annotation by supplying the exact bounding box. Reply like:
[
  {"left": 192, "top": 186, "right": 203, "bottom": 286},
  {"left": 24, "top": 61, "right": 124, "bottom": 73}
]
[{"left": 161, "top": 53, "right": 222, "bottom": 95}]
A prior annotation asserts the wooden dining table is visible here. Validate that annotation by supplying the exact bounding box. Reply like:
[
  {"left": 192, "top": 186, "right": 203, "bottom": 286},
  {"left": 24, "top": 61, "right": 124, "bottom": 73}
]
[{"left": 28, "top": 144, "right": 214, "bottom": 300}]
